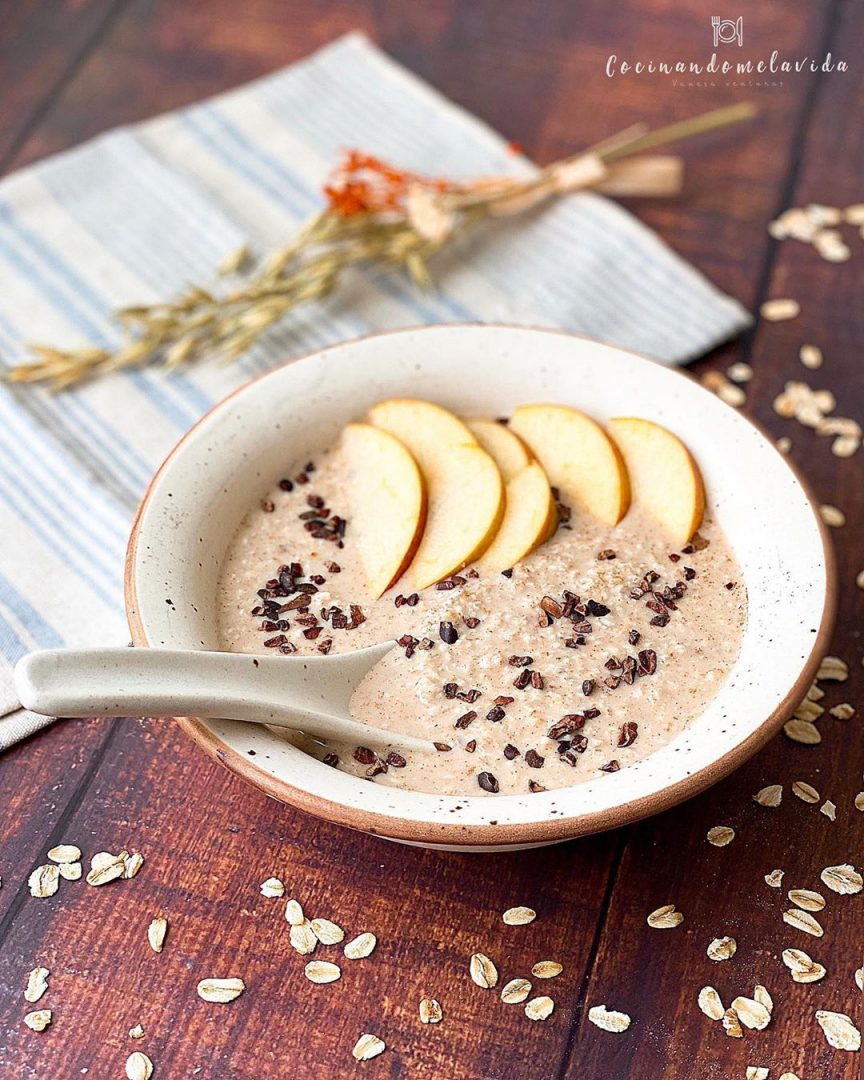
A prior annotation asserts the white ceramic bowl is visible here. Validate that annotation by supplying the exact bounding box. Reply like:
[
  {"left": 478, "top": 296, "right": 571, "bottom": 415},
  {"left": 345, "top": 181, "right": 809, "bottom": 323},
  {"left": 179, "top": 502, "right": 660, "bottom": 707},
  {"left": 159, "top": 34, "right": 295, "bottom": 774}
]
[{"left": 126, "top": 325, "right": 834, "bottom": 851}]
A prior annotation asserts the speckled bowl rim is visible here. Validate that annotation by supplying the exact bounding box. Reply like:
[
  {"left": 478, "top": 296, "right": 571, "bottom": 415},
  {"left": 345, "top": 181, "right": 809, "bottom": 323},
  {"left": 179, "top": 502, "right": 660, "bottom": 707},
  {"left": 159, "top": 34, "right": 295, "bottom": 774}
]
[{"left": 125, "top": 324, "right": 836, "bottom": 847}]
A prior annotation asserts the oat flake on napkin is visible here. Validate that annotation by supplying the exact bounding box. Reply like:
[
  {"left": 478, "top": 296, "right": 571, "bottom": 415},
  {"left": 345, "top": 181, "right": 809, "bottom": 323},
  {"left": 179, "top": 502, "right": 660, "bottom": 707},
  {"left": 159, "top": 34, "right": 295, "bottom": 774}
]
[{"left": 0, "top": 32, "right": 750, "bottom": 750}]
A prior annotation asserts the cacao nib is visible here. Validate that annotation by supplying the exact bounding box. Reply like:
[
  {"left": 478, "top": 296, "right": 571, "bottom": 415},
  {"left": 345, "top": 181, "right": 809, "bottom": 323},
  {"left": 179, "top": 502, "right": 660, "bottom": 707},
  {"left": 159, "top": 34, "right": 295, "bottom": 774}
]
[
  {"left": 477, "top": 771, "right": 500, "bottom": 793},
  {"left": 618, "top": 721, "right": 639, "bottom": 747},
  {"left": 439, "top": 621, "right": 459, "bottom": 645},
  {"left": 524, "top": 749, "right": 545, "bottom": 769}
]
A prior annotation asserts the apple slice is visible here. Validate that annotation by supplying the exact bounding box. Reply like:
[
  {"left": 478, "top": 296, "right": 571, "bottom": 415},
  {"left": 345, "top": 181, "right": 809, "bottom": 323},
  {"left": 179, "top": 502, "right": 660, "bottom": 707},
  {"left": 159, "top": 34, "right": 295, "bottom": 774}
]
[
  {"left": 509, "top": 405, "right": 630, "bottom": 525},
  {"left": 465, "top": 418, "right": 532, "bottom": 481},
  {"left": 340, "top": 423, "right": 426, "bottom": 598},
  {"left": 368, "top": 400, "right": 504, "bottom": 590},
  {"left": 607, "top": 417, "right": 705, "bottom": 544},
  {"left": 477, "top": 461, "right": 556, "bottom": 573}
]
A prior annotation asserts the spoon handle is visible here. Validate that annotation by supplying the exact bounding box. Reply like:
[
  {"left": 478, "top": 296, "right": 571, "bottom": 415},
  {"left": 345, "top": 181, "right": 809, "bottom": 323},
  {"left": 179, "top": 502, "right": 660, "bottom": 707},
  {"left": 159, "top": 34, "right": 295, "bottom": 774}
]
[{"left": 14, "top": 647, "right": 431, "bottom": 752}]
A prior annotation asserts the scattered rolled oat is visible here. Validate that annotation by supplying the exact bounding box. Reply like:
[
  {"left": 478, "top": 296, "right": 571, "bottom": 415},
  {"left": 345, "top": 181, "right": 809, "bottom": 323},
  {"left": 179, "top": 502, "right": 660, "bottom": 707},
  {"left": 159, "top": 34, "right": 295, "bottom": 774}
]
[
  {"left": 776, "top": 435, "right": 791, "bottom": 453},
  {"left": 24, "top": 967, "right": 49, "bottom": 1003},
  {"left": 697, "top": 986, "right": 724, "bottom": 1021},
  {"left": 284, "top": 899, "right": 305, "bottom": 925},
  {"left": 707, "top": 826, "right": 735, "bottom": 847},
  {"left": 820, "top": 799, "right": 836, "bottom": 821},
  {"left": 829, "top": 703, "right": 855, "bottom": 720},
  {"left": 783, "top": 909, "right": 823, "bottom": 937},
  {"left": 28, "top": 864, "right": 59, "bottom": 898},
  {"left": 469, "top": 952, "right": 498, "bottom": 989},
  {"left": 260, "top": 877, "right": 284, "bottom": 898},
  {"left": 525, "top": 996, "right": 555, "bottom": 1021},
  {"left": 815, "top": 1010, "right": 861, "bottom": 1051},
  {"left": 800, "top": 345, "right": 823, "bottom": 370},
  {"left": 58, "top": 862, "right": 81, "bottom": 881},
  {"left": 305, "top": 960, "right": 341, "bottom": 984},
  {"left": 857, "top": 569, "right": 864, "bottom": 590},
  {"left": 753, "top": 985, "right": 773, "bottom": 1013},
  {"left": 855, "top": 792, "right": 864, "bottom": 812},
  {"left": 784, "top": 719, "right": 821, "bottom": 745},
  {"left": 819, "top": 504, "right": 846, "bottom": 528},
  {"left": 310, "top": 918, "right": 344, "bottom": 945},
  {"left": 502, "top": 906, "right": 536, "bottom": 926},
  {"left": 343, "top": 933, "right": 377, "bottom": 960},
  {"left": 531, "top": 961, "right": 563, "bottom": 979},
  {"left": 765, "top": 869, "right": 784, "bottom": 888},
  {"left": 788, "top": 888, "right": 825, "bottom": 912},
  {"left": 352, "top": 1033, "right": 386, "bottom": 1061},
  {"left": 419, "top": 997, "right": 443, "bottom": 1024},
  {"left": 782, "top": 947, "right": 818, "bottom": 975},
  {"left": 761, "top": 298, "right": 800, "bottom": 321},
  {"left": 47, "top": 844, "right": 81, "bottom": 864},
  {"left": 501, "top": 978, "right": 532, "bottom": 1004},
  {"left": 746, "top": 1068, "right": 769, "bottom": 1080},
  {"left": 124, "top": 852, "right": 145, "bottom": 879},
  {"left": 86, "top": 854, "right": 126, "bottom": 887},
  {"left": 792, "top": 780, "right": 820, "bottom": 803},
  {"left": 701, "top": 370, "right": 746, "bottom": 407},
  {"left": 854, "top": 966, "right": 863, "bottom": 991},
  {"left": 753, "top": 784, "right": 782, "bottom": 808},
  {"left": 817, "top": 655, "right": 849, "bottom": 681},
  {"left": 821, "top": 864, "right": 863, "bottom": 895},
  {"left": 588, "top": 1005, "right": 630, "bottom": 1033},
  {"left": 147, "top": 917, "right": 167, "bottom": 954},
  {"left": 647, "top": 904, "right": 684, "bottom": 929},
  {"left": 289, "top": 922, "right": 318, "bottom": 956},
  {"left": 722, "top": 1009, "right": 743, "bottom": 1039},
  {"left": 129, "top": 1024, "right": 145, "bottom": 1039},
  {"left": 23, "top": 1009, "right": 52, "bottom": 1032},
  {"left": 707, "top": 936, "right": 737, "bottom": 962},
  {"left": 196, "top": 977, "right": 245, "bottom": 1003},
  {"left": 125, "top": 1051, "right": 154, "bottom": 1080},
  {"left": 727, "top": 362, "right": 753, "bottom": 383}
]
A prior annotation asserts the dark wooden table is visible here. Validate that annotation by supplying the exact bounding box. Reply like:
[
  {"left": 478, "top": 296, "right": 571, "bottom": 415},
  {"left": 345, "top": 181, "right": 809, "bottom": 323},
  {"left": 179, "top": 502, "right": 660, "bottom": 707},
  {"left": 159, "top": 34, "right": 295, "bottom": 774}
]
[{"left": 1, "top": 2, "right": 861, "bottom": 1077}]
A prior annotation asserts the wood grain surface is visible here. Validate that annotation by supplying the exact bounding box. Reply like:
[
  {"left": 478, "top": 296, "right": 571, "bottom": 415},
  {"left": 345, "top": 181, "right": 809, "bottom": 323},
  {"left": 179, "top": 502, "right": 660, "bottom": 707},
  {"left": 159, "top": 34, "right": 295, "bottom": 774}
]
[{"left": 0, "top": 2, "right": 861, "bottom": 1077}]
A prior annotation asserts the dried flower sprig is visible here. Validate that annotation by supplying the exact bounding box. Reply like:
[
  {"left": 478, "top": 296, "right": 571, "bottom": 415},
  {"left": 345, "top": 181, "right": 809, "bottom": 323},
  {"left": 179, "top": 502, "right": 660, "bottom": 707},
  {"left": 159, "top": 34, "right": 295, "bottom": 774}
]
[{"left": 5, "top": 102, "right": 755, "bottom": 390}]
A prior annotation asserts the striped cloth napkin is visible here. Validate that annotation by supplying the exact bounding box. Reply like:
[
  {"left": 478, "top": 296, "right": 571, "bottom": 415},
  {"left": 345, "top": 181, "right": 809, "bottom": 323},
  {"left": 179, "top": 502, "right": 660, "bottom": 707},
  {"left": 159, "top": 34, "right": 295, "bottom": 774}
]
[{"left": 0, "top": 32, "right": 750, "bottom": 750}]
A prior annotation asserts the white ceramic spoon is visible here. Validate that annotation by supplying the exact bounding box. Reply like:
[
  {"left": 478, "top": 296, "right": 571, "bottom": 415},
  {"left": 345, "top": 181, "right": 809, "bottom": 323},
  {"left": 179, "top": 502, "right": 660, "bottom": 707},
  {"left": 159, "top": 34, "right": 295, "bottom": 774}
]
[{"left": 14, "top": 643, "right": 434, "bottom": 752}]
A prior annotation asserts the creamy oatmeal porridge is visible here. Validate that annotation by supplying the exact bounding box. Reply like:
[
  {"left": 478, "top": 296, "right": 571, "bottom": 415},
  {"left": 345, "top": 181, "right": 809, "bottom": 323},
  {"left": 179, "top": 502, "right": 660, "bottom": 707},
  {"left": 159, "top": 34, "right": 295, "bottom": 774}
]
[{"left": 217, "top": 427, "right": 747, "bottom": 797}]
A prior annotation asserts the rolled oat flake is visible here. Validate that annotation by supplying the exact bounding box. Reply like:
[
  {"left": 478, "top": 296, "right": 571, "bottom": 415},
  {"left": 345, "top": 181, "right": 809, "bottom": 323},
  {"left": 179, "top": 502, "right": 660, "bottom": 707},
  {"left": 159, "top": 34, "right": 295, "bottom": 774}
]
[
  {"left": 502, "top": 906, "right": 536, "bottom": 926},
  {"left": 588, "top": 1004, "right": 631, "bottom": 1033},
  {"left": 469, "top": 952, "right": 498, "bottom": 988},
  {"left": 419, "top": 997, "right": 443, "bottom": 1024},
  {"left": 196, "top": 977, "right": 245, "bottom": 1003},
  {"left": 525, "top": 995, "right": 555, "bottom": 1021},
  {"left": 24, "top": 967, "right": 50, "bottom": 1003},
  {"left": 305, "top": 960, "right": 341, "bottom": 984},
  {"left": 125, "top": 1051, "right": 154, "bottom": 1080},
  {"left": 501, "top": 978, "right": 532, "bottom": 1004},
  {"left": 343, "top": 932, "right": 377, "bottom": 960},
  {"left": 821, "top": 863, "right": 863, "bottom": 895},
  {"left": 352, "top": 1033, "right": 386, "bottom": 1061},
  {"left": 816, "top": 1010, "right": 861, "bottom": 1051}
]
